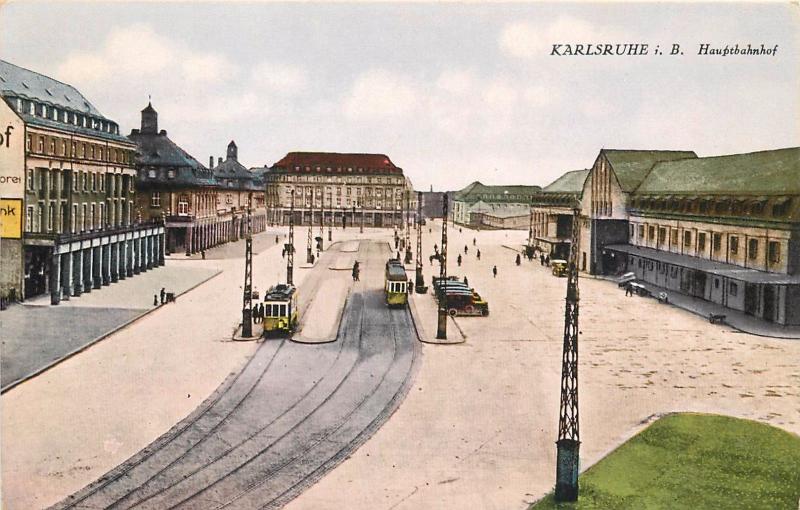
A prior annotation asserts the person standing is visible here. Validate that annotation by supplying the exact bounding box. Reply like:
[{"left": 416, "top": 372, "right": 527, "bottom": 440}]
[
  {"left": 464, "top": 245, "right": 468, "bottom": 255},
  {"left": 515, "top": 253, "right": 521, "bottom": 266},
  {"left": 477, "top": 249, "right": 481, "bottom": 260},
  {"left": 540, "top": 253, "right": 545, "bottom": 266},
  {"left": 160, "top": 287, "right": 166, "bottom": 304},
  {"left": 492, "top": 265, "right": 497, "bottom": 278},
  {"left": 457, "top": 254, "right": 462, "bottom": 266},
  {"left": 473, "top": 237, "right": 476, "bottom": 246},
  {"left": 545, "top": 255, "right": 550, "bottom": 266}
]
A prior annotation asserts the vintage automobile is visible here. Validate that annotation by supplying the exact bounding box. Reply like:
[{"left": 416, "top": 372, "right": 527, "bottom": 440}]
[
  {"left": 551, "top": 259, "right": 568, "bottom": 277},
  {"left": 617, "top": 272, "right": 637, "bottom": 287}
]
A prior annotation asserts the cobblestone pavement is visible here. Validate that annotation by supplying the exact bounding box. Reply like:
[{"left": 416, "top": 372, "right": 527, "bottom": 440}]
[{"left": 50, "top": 240, "right": 419, "bottom": 510}]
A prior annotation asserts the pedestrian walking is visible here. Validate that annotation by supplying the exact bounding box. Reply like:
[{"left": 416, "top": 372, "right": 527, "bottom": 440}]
[
  {"left": 153, "top": 294, "right": 158, "bottom": 306},
  {"left": 477, "top": 249, "right": 481, "bottom": 260},
  {"left": 625, "top": 283, "right": 634, "bottom": 297},
  {"left": 201, "top": 249, "right": 206, "bottom": 260},
  {"left": 539, "top": 254, "right": 544, "bottom": 266},
  {"left": 545, "top": 255, "right": 550, "bottom": 266},
  {"left": 463, "top": 275, "right": 469, "bottom": 286},
  {"left": 276, "top": 235, "right": 279, "bottom": 244},
  {"left": 473, "top": 237, "right": 476, "bottom": 246},
  {"left": 160, "top": 287, "right": 166, "bottom": 304},
  {"left": 515, "top": 253, "right": 521, "bottom": 266},
  {"left": 457, "top": 254, "right": 462, "bottom": 266},
  {"left": 492, "top": 265, "right": 497, "bottom": 278},
  {"left": 464, "top": 245, "right": 468, "bottom": 255},
  {"left": 282, "top": 248, "right": 286, "bottom": 258}
]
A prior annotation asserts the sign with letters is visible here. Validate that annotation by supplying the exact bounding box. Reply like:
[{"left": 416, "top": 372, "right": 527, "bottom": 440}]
[
  {"left": 1, "top": 198, "right": 22, "bottom": 239},
  {"left": 0, "top": 99, "right": 25, "bottom": 201}
]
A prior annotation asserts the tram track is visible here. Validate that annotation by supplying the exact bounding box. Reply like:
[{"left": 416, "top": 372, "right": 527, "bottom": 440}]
[{"left": 51, "top": 240, "right": 420, "bottom": 510}]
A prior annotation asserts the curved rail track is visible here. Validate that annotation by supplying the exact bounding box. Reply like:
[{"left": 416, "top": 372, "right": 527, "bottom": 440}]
[{"left": 51, "top": 240, "right": 419, "bottom": 510}]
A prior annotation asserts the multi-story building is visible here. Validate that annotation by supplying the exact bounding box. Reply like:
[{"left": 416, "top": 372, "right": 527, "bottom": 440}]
[
  {"left": 452, "top": 181, "right": 541, "bottom": 227},
  {"left": 130, "top": 104, "right": 251, "bottom": 255},
  {"left": 530, "top": 169, "right": 589, "bottom": 259},
  {"left": 577, "top": 149, "right": 697, "bottom": 274},
  {"left": 0, "top": 60, "right": 165, "bottom": 304},
  {"left": 210, "top": 141, "right": 267, "bottom": 236},
  {"left": 604, "top": 147, "right": 799, "bottom": 325},
  {"left": 264, "top": 152, "right": 414, "bottom": 228}
]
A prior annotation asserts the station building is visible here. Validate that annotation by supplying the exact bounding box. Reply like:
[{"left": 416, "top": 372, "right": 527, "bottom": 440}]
[
  {"left": 129, "top": 105, "right": 266, "bottom": 255},
  {"left": 530, "top": 169, "right": 589, "bottom": 260},
  {"left": 0, "top": 60, "right": 164, "bottom": 305},
  {"left": 604, "top": 147, "right": 800, "bottom": 325},
  {"left": 263, "top": 152, "right": 415, "bottom": 228},
  {"left": 452, "top": 181, "right": 541, "bottom": 228}
]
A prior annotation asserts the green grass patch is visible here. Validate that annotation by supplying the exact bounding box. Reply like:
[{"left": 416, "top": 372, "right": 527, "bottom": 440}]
[{"left": 531, "top": 413, "right": 800, "bottom": 510}]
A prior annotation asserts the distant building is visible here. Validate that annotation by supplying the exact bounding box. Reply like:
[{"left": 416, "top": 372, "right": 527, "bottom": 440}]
[
  {"left": 605, "top": 147, "right": 800, "bottom": 325},
  {"left": 264, "top": 152, "right": 415, "bottom": 228},
  {"left": 0, "top": 60, "right": 164, "bottom": 304},
  {"left": 452, "top": 181, "right": 541, "bottom": 227},
  {"left": 210, "top": 141, "right": 266, "bottom": 236}
]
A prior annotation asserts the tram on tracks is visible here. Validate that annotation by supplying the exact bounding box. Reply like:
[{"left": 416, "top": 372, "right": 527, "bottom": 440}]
[
  {"left": 262, "top": 283, "right": 299, "bottom": 335},
  {"left": 385, "top": 258, "right": 409, "bottom": 307}
]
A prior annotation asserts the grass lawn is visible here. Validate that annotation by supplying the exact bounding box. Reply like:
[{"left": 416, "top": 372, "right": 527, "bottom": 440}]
[{"left": 531, "top": 413, "right": 800, "bottom": 509}]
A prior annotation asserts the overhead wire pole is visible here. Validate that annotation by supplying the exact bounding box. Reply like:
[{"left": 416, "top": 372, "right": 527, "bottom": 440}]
[
  {"left": 327, "top": 193, "right": 332, "bottom": 242},
  {"left": 286, "top": 190, "right": 295, "bottom": 285},
  {"left": 307, "top": 189, "right": 314, "bottom": 263},
  {"left": 528, "top": 196, "right": 534, "bottom": 258},
  {"left": 436, "top": 194, "right": 448, "bottom": 339},
  {"left": 241, "top": 201, "right": 253, "bottom": 338},
  {"left": 360, "top": 200, "right": 364, "bottom": 233},
  {"left": 405, "top": 190, "right": 412, "bottom": 263},
  {"left": 319, "top": 191, "right": 324, "bottom": 251},
  {"left": 415, "top": 191, "right": 424, "bottom": 289},
  {"left": 555, "top": 204, "right": 582, "bottom": 502}
]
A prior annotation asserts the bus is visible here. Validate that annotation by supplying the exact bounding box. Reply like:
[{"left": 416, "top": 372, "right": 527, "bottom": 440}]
[
  {"left": 262, "top": 283, "right": 299, "bottom": 335},
  {"left": 385, "top": 258, "right": 408, "bottom": 307}
]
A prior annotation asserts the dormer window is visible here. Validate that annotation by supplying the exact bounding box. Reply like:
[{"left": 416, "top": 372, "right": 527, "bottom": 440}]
[{"left": 147, "top": 169, "right": 156, "bottom": 178}]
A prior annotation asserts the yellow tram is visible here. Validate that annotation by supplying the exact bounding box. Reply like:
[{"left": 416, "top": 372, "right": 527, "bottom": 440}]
[
  {"left": 385, "top": 258, "right": 409, "bottom": 307},
  {"left": 262, "top": 283, "right": 299, "bottom": 335}
]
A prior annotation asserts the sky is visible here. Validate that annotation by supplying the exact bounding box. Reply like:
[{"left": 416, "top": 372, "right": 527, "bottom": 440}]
[{"left": 1, "top": 2, "right": 798, "bottom": 191}]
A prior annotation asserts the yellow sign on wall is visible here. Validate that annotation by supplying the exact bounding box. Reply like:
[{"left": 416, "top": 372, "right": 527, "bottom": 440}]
[{"left": 1, "top": 198, "right": 23, "bottom": 239}]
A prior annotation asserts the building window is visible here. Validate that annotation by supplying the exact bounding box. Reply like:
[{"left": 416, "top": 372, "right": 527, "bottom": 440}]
[
  {"left": 698, "top": 233, "right": 706, "bottom": 251},
  {"left": 82, "top": 204, "right": 87, "bottom": 231},
  {"left": 712, "top": 233, "right": 721, "bottom": 252},
  {"left": 37, "top": 137, "right": 44, "bottom": 153},
  {"left": 26, "top": 169, "right": 34, "bottom": 190},
  {"left": 730, "top": 236, "right": 739, "bottom": 255},
  {"left": 670, "top": 230, "right": 678, "bottom": 245},
  {"left": 151, "top": 193, "right": 161, "bottom": 207},
  {"left": 25, "top": 206, "right": 33, "bottom": 231},
  {"left": 683, "top": 231, "right": 691, "bottom": 247},
  {"left": 91, "top": 203, "right": 96, "bottom": 229},
  {"left": 714, "top": 278, "right": 720, "bottom": 289},
  {"left": 638, "top": 225, "right": 644, "bottom": 239},
  {"left": 72, "top": 204, "right": 78, "bottom": 232},
  {"left": 49, "top": 139, "right": 55, "bottom": 154},
  {"left": 658, "top": 227, "right": 666, "bottom": 245},
  {"left": 629, "top": 224, "right": 634, "bottom": 239},
  {"left": 99, "top": 203, "right": 105, "bottom": 228},
  {"left": 768, "top": 241, "right": 780, "bottom": 264},
  {"left": 178, "top": 197, "right": 189, "bottom": 215},
  {"left": 648, "top": 226, "right": 655, "bottom": 240},
  {"left": 82, "top": 172, "right": 88, "bottom": 191},
  {"left": 748, "top": 239, "right": 758, "bottom": 260},
  {"left": 730, "top": 282, "right": 738, "bottom": 297},
  {"left": 167, "top": 170, "right": 175, "bottom": 179},
  {"left": 91, "top": 173, "right": 97, "bottom": 191}
]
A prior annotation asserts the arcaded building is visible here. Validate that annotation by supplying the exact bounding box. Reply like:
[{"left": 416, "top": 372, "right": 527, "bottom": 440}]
[
  {"left": 264, "top": 152, "right": 415, "bottom": 228},
  {"left": 0, "top": 60, "right": 164, "bottom": 304}
]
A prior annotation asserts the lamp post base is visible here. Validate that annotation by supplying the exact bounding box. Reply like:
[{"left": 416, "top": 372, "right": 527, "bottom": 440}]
[
  {"left": 436, "top": 309, "right": 448, "bottom": 339},
  {"left": 555, "top": 438, "right": 580, "bottom": 502},
  {"left": 241, "top": 308, "right": 253, "bottom": 338}
]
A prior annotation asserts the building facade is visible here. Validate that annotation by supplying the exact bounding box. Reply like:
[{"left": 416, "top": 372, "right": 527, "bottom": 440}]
[
  {"left": 0, "top": 60, "right": 164, "bottom": 305},
  {"left": 605, "top": 147, "right": 800, "bottom": 325},
  {"left": 264, "top": 152, "right": 415, "bottom": 228},
  {"left": 129, "top": 106, "right": 266, "bottom": 256},
  {"left": 452, "top": 182, "right": 541, "bottom": 227},
  {"left": 530, "top": 169, "right": 589, "bottom": 260}
]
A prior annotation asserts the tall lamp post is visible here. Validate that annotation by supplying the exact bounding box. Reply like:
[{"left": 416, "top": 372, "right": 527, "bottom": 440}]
[
  {"left": 241, "top": 204, "right": 253, "bottom": 338},
  {"left": 307, "top": 189, "right": 314, "bottom": 263},
  {"left": 327, "top": 194, "right": 332, "bottom": 242},
  {"left": 555, "top": 205, "right": 582, "bottom": 502},
  {"left": 360, "top": 200, "right": 364, "bottom": 233},
  {"left": 415, "top": 191, "right": 424, "bottom": 289},
  {"left": 319, "top": 192, "right": 324, "bottom": 251},
  {"left": 286, "top": 190, "right": 295, "bottom": 285},
  {"left": 436, "top": 194, "right": 448, "bottom": 339},
  {"left": 405, "top": 190, "right": 412, "bottom": 263}
]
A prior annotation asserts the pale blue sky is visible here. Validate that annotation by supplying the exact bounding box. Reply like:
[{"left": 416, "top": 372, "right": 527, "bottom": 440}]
[{"left": 1, "top": 2, "right": 797, "bottom": 190}]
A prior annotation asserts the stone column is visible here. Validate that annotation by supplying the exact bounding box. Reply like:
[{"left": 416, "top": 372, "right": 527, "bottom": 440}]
[
  {"left": 92, "top": 246, "right": 102, "bottom": 289},
  {"left": 133, "top": 237, "right": 141, "bottom": 275},
  {"left": 102, "top": 244, "right": 111, "bottom": 285},
  {"left": 126, "top": 239, "right": 134, "bottom": 277},
  {"left": 146, "top": 234, "right": 154, "bottom": 269},
  {"left": 62, "top": 250, "right": 73, "bottom": 300},
  {"left": 111, "top": 243, "right": 119, "bottom": 283},
  {"left": 50, "top": 251, "right": 62, "bottom": 305},
  {"left": 73, "top": 250, "right": 83, "bottom": 296},
  {"left": 186, "top": 227, "right": 193, "bottom": 256},
  {"left": 84, "top": 247, "right": 93, "bottom": 293},
  {"left": 119, "top": 240, "right": 128, "bottom": 279},
  {"left": 159, "top": 232, "right": 166, "bottom": 265}
]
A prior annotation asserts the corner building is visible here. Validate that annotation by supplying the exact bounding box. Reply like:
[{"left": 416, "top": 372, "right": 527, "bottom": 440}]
[
  {"left": 0, "top": 60, "right": 164, "bottom": 304},
  {"left": 264, "top": 152, "right": 414, "bottom": 228}
]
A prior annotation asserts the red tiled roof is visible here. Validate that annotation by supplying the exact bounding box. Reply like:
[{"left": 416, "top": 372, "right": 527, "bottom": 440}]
[{"left": 272, "top": 152, "right": 402, "bottom": 174}]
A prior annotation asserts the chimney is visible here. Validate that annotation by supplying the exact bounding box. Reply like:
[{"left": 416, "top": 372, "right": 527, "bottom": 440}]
[
  {"left": 140, "top": 102, "right": 158, "bottom": 134},
  {"left": 218, "top": 157, "right": 223, "bottom": 166},
  {"left": 209, "top": 156, "right": 214, "bottom": 168}
]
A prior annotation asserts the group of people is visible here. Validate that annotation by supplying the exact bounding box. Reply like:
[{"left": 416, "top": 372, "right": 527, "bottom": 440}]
[
  {"left": 252, "top": 302, "right": 266, "bottom": 323},
  {"left": 153, "top": 287, "right": 173, "bottom": 306}
]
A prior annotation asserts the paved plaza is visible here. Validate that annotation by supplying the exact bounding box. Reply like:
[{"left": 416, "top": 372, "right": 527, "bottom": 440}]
[{"left": 2, "top": 224, "right": 799, "bottom": 509}]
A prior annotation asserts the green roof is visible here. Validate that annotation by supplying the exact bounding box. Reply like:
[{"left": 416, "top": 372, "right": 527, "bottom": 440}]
[
  {"left": 635, "top": 147, "right": 800, "bottom": 195},
  {"left": 542, "top": 169, "right": 590, "bottom": 194},
  {"left": 603, "top": 150, "right": 698, "bottom": 192},
  {"left": 454, "top": 181, "right": 541, "bottom": 203}
]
